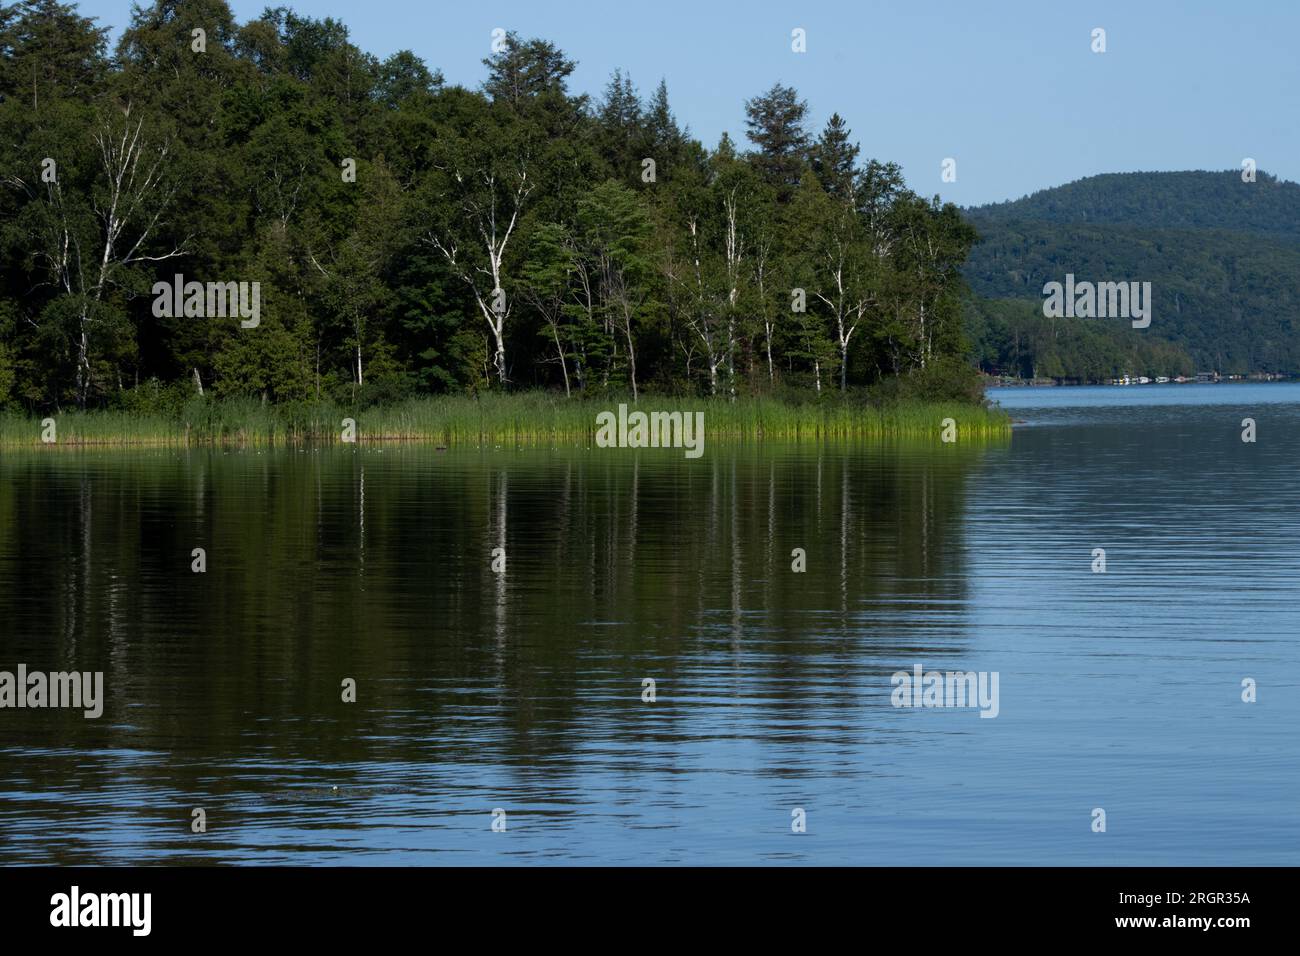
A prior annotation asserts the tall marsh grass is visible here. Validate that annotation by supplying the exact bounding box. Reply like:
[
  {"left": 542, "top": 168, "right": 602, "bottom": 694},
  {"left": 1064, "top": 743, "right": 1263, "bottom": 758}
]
[{"left": 0, "top": 392, "right": 1011, "bottom": 448}]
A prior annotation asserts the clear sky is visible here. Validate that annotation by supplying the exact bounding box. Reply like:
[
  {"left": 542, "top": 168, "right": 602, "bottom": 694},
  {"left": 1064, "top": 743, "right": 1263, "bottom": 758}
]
[{"left": 73, "top": 0, "right": 1300, "bottom": 206}]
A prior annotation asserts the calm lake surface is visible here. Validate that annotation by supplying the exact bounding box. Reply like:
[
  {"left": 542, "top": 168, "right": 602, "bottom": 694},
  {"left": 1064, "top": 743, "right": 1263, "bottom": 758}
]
[{"left": 2, "top": 383, "right": 1298, "bottom": 865}]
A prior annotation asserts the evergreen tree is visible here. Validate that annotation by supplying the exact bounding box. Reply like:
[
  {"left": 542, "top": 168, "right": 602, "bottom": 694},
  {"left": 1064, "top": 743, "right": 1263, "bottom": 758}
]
[
  {"left": 743, "top": 83, "right": 810, "bottom": 201},
  {"left": 811, "top": 113, "right": 859, "bottom": 202}
]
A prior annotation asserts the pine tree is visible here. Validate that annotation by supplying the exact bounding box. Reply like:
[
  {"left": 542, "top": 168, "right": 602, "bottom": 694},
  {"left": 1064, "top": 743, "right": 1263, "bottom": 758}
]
[
  {"left": 482, "top": 31, "right": 576, "bottom": 109},
  {"left": 743, "top": 83, "right": 810, "bottom": 201},
  {"left": 811, "top": 113, "right": 860, "bottom": 203},
  {"left": 597, "top": 69, "right": 642, "bottom": 182}
]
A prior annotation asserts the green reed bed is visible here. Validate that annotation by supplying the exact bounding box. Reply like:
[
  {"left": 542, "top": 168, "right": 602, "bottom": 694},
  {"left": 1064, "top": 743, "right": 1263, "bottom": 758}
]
[{"left": 0, "top": 393, "right": 1010, "bottom": 448}]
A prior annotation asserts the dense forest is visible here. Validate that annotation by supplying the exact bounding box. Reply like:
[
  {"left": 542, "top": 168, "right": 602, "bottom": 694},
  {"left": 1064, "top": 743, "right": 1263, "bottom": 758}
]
[
  {"left": 0, "top": 0, "right": 980, "bottom": 414},
  {"left": 965, "top": 171, "right": 1300, "bottom": 378},
  {"left": 969, "top": 170, "right": 1300, "bottom": 242},
  {"left": 965, "top": 296, "right": 1198, "bottom": 382}
]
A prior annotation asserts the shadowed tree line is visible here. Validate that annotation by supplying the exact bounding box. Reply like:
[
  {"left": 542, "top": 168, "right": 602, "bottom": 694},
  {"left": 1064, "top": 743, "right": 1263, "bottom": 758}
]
[{"left": 0, "top": 0, "right": 980, "bottom": 413}]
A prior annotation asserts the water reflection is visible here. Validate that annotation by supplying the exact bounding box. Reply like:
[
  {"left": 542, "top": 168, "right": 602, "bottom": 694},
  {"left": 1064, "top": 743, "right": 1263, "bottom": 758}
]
[
  {"left": 0, "top": 442, "right": 986, "bottom": 863},
  {"left": 2, "top": 407, "right": 1298, "bottom": 864}
]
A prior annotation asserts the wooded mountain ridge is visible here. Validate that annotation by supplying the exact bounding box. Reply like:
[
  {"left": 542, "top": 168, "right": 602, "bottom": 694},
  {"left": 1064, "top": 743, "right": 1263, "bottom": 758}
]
[{"left": 964, "top": 170, "right": 1300, "bottom": 379}]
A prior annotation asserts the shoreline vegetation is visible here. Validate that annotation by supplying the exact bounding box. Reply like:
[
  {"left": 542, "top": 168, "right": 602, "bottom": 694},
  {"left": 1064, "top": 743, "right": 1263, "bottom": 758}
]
[
  {"left": 0, "top": 393, "right": 1011, "bottom": 449},
  {"left": 2, "top": 6, "right": 982, "bottom": 425}
]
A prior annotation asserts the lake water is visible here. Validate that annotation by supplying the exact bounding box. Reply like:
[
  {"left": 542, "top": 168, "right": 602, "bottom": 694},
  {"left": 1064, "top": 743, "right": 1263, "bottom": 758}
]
[{"left": 1, "top": 383, "right": 1298, "bottom": 864}]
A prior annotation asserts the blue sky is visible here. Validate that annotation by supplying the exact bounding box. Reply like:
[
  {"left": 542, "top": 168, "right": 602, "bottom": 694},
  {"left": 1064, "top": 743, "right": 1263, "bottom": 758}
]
[{"left": 74, "top": 0, "right": 1300, "bottom": 206}]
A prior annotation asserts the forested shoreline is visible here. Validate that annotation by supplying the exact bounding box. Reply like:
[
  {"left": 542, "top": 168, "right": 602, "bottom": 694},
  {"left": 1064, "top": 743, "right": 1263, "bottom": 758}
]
[
  {"left": 964, "top": 171, "right": 1300, "bottom": 380},
  {"left": 0, "top": 0, "right": 984, "bottom": 421}
]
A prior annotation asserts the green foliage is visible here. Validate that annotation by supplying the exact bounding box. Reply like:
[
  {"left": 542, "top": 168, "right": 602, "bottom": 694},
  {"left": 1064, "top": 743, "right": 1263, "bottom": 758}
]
[
  {"left": 0, "top": 0, "right": 983, "bottom": 416},
  {"left": 0, "top": 300, "right": 16, "bottom": 406},
  {"left": 965, "top": 296, "right": 1196, "bottom": 382},
  {"left": 965, "top": 171, "right": 1300, "bottom": 375},
  {"left": 744, "top": 83, "right": 810, "bottom": 202},
  {"left": 971, "top": 169, "right": 1300, "bottom": 242},
  {"left": 870, "top": 355, "right": 987, "bottom": 405},
  {"left": 0, "top": 391, "right": 1010, "bottom": 447}
]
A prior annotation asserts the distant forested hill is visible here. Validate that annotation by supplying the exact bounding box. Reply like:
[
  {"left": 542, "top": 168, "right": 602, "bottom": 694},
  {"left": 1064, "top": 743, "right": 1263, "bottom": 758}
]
[
  {"left": 963, "top": 171, "right": 1300, "bottom": 378},
  {"left": 969, "top": 170, "right": 1300, "bottom": 241}
]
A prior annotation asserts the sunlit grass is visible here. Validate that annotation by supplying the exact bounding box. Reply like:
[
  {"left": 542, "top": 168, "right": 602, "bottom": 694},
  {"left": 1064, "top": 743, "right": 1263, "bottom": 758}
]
[{"left": 0, "top": 392, "right": 1011, "bottom": 448}]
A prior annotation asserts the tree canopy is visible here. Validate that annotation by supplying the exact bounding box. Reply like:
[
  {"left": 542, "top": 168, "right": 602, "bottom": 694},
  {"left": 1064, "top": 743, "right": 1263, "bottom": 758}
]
[{"left": 0, "top": 0, "right": 977, "bottom": 412}]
